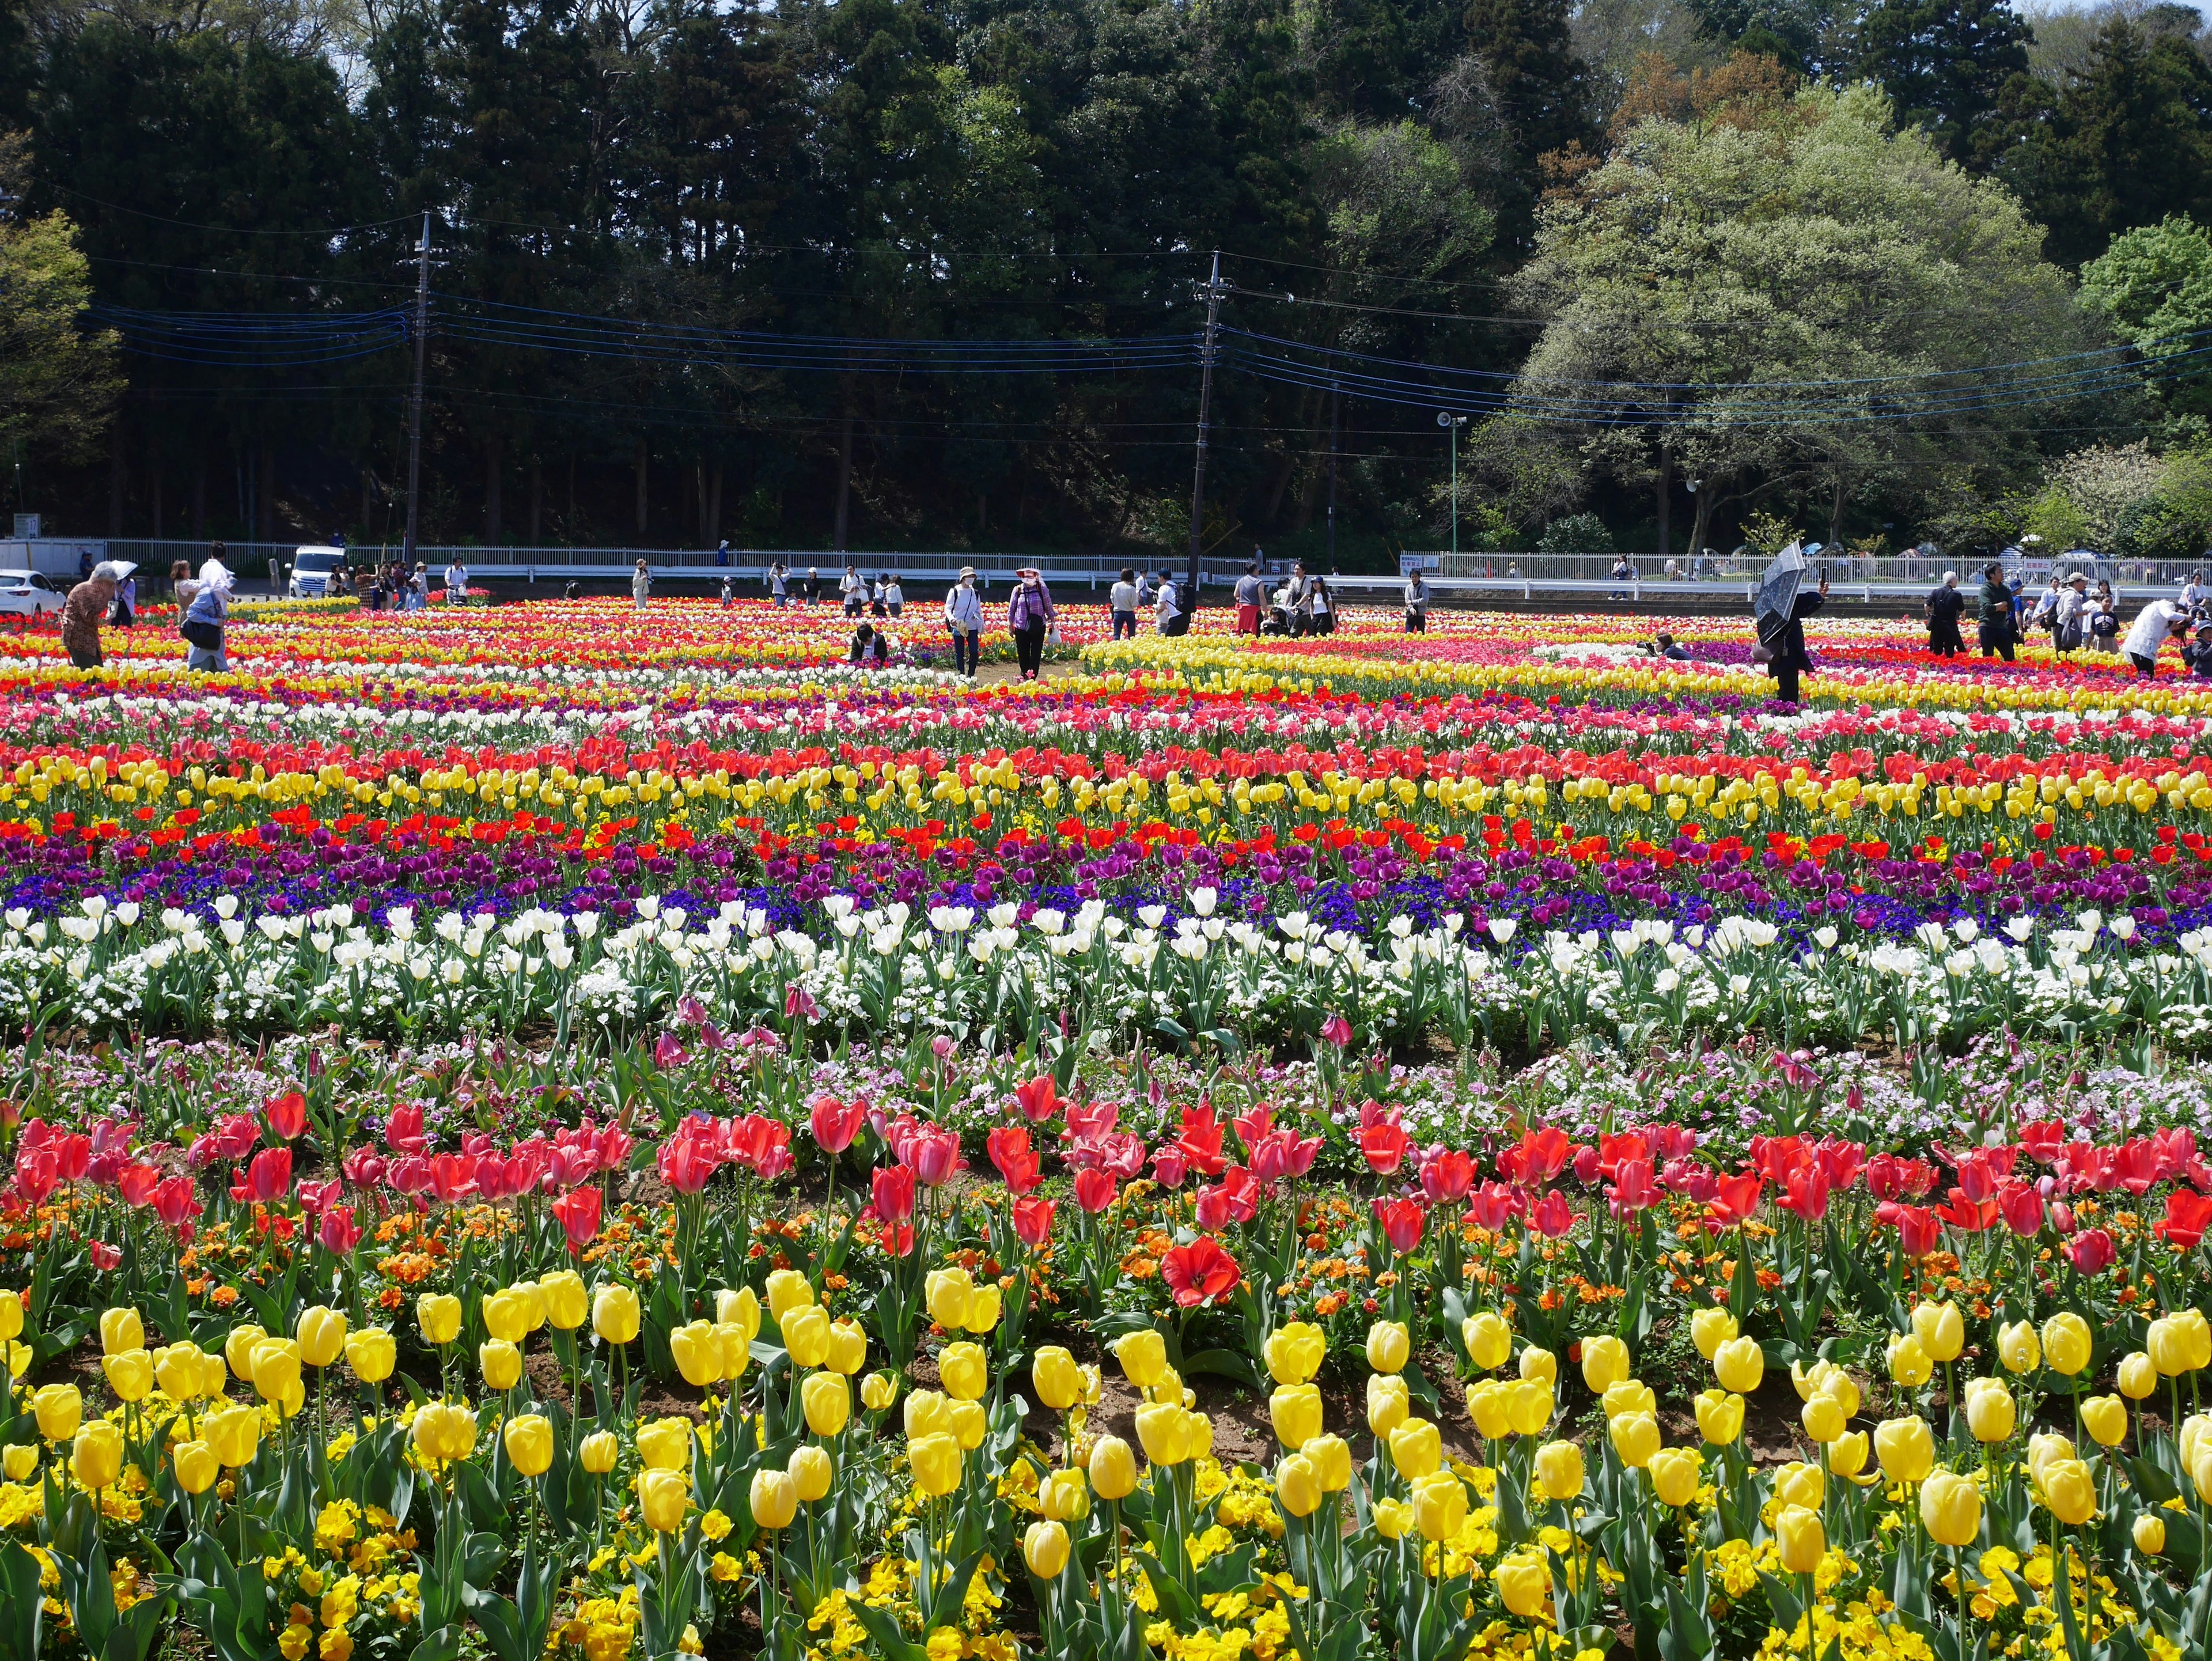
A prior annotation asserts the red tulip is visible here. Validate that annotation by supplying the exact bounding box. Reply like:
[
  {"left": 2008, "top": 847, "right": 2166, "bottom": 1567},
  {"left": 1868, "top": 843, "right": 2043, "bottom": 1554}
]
[
  {"left": 117, "top": 1163, "right": 160, "bottom": 1208},
  {"left": 658, "top": 1133, "right": 718, "bottom": 1195},
  {"left": 426, "top": 1152, "right": 476, "bottom": 1203},
  {"left": 1360, "top": 1121, "right": 1411, "bottom": 1176},
  {"left": 1152, "top": 1145, "right": 1189, "bottom": 1189},
  {"left": 2065, "top": 1227, "right": 2116, "bottom": 1274},
  {"left": 264, "top": 1091, "right": 308, "bottom": 1141},
  {"left": 552, "top": 1185, "right": 603, "bottom": 1251},
  {"left": 1777, "top": 1164, "right": 1830, "bottom": 1223},
  {"left": 1195, "top": 1168, "right": 1260, "bottom": 1229},
  {"left": 1160, "top": 1238, "right": 1241, "bottom": 1308},
  {"left": 89, "top": 1241, "right": 120, "bottom": 1271},
  {"left": 871, "top": 1164, "right": 916, "bottom": 1223},
  {"left": 1013, "top": 1195, "right": 1055, "bottom": 1249},
  {"left": 384, "top": 1104, "right": 427, "bottom": 1154},
  {"left": 1500, "top": 1126, "right": 1574, "bottom": 1185},
  {"left": 1606, "top": 1158, "right": 1658, "bottom": 1215},
  {"left": 1882, "top": 1202, "right": 1940, "bottom": 1257},
  {"left": 1997, "top": 1180, "right": 2046, "bottom": 1237},
  {"left": 1232, "top": 1103, "right": 1273, "bottom": 1149},
  {"left": 988, "top": 1127, "right": 1042, "bottom": 1195},
  {"left": 342, "top": 1147, "right": 388, "bottom": 1189},
  {"left": 2156, "top": 1190, "right": 2212, "bottom": 1249},
  {"left": 1421, "top": 1150, "right": 1475, "bottom": 1205},
  {"left": 1319, "top": 1014, "right": 1353, "bottom": 1047},
  {"left": 1373, "top": 1196, "right": 1425, "bottom": 1253},
  {"left": 1466, "top": 1182, "right": 1520, "bottom": 1231},
  {"left": 903, "top": 1127, "right": 964, "bottom": 1187},
  {"left": 1073, "top": 1168, "right": 1117, "bottom": 1214},
  {"left": 1173, "top": 1106, "right": 1227, "bottom": 1178},
  {"left": 809, "top": 1096, "right": 868, "bottom": 1154},
  {"left": 1012, "top": 1076, "right": 1060, "bottom": 1124},
  {"left": 150, "top": 1175, "right": 201, "bottom": 1232},
  {"left": 1867, "top": 1154, "right": 1937, "bottom": 1202},
  {"left": 245, "top": 1147, "right": 292, "bottom": 1203},
  {"left": 1528, "top": 1189, "right": 1577, "bottom": 1239},
  {"left": 319, "top": 1204, "right": 362, "bottom": 1253}
]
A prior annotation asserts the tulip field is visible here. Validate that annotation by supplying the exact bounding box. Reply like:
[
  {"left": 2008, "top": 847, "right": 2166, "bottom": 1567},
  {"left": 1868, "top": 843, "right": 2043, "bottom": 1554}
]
[{"left": 10, "top": 595, "right": 2212, "bottom": 1661}]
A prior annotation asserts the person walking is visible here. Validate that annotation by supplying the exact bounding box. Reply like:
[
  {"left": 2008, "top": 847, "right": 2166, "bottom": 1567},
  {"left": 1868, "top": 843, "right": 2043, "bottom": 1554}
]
[
  {"left": 2055, "top": 573, "right": 2090, "bottom": 655},
  {"left": 870, "top": 573, "right": 889, "bottom": 618},
  {"left": 1976, "top": 563, "right": 2017, "bottom": 661},
  {"left": 715, "top": 540, "right": 731, "bottom": 567},
  {"left": 719, "top": 575, "right": 734, "bottom": 608},
  {"left": 1008, "top": 566, "right": 1055, "bottom": 681},
  {"left": 1404, "top": 569, "right": 1430, "bottom": 633},
  {"left": 1156, "top": 570, "right": 1187, "bottom": 636},
  {"left": 1609, "top": 554, "right": 1636, "bottom": 599},
  {"left": 769, "top": 562, "right": 788, "bottom": 606},
  {"left": 1925, "top": 571, "right": 1965, "bottom": 657},
  {"left": 112, "top": 569, "right": 137, "bottom": 628},
  {"left": 1109, "top": 567, "right": 1139, "bottom": 640},
  {"left": 841, "top": 563, "right": 865, "bottom": 616},
  {"left": 2089, "top": 582, "right": 2121, "bottom": 653},
  {"left": 183, "top": 554, "right": 233, "bottom": 672},
  {"left": 944, "top": 566, "right": 983, "bottom": 677},
  {"left": 805, "top": 566, "right": 820, "bottom": 604},
  {"left": 410, "top": 563, "right": 429, "bottom": 610},
  {"left": 1234, "top": 563, "right": 1265, "bottom": 636},
  {"left": 884, "top": 574, "right": 903, "bottom": 617},
  {"left": 1765, "top": 570, "right": 1828, "bottom": 703},
  {"left": 444, "top": 558, "right": 468, "bottom": 604},
  {"left": 1306, "top": 573, "right": 1336, "bottom": 636},
  {"left": 61, "top": 562, "right": 122, "bottom": 669},
  {"left": 631, "top": 559, "right": 652, "bottom": 612},
  {"left": 2124, "top": 595, "right": 2191, "bottom": 678}
]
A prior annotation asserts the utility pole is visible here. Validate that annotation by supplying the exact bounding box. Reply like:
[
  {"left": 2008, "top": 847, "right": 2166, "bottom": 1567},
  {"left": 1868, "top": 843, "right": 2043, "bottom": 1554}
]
[
  {"left": 1437, "top": 411, "right": 1467, "bottom": 561},
  {"left": 402, "top": 210, "right": 431, "bottom": 569},
  {"left": 1326, "top": 368, "right": 1339, "bottom": 572},
  {"left": 1185, "top": 250, "right": 1226, "bottom": 608}
]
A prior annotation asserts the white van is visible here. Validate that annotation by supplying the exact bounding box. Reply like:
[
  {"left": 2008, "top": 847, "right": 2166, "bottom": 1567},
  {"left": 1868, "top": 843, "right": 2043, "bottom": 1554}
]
[{"left": 289, "top": 545, "right": 350, "bottom": 599}]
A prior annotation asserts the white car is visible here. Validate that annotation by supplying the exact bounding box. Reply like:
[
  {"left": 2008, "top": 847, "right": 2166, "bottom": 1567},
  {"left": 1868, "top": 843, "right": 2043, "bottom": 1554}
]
[
  {"left": 289, "top": 546, "right": 351, "bottom": 599},
  {"left": 0, "top": 569, "right": 67, "bottom": 619}
]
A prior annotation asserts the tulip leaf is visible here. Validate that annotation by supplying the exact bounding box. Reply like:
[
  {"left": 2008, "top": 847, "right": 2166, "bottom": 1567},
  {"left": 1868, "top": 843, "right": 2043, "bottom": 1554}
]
[
  {"left": 0, "top": 1540, "right": 43, "bottom": 1661},
  {"left": 1136, "top": 1552, "right": 1202, "bottom": 1626},
  {"left": 411, "top": 1624, "right": 467, "bottom": 1661},
  {"left": 1177, "top": 1347, "right": 1260, "bottom": 1388},
  {"left": 848, "top": 1604, "right": 928, "bottom": 1661}
]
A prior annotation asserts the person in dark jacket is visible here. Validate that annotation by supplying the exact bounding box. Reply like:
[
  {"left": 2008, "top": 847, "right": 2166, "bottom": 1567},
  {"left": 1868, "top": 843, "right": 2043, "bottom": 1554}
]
[
  {"left": 1926, "top": 571, "right": 1965, "bottom": 657},
  {"left": 1977, "top": 563, "right": 2016, "bottom": 661},
  {"left": 1767, "top": 572, "right": 1828, "bottom": 703}
]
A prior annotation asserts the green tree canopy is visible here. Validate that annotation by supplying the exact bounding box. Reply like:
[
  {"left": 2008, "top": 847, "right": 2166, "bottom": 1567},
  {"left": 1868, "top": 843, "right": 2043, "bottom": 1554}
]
[
  {"left": 2080, "top": 213, "right": 2212, "bottom": 421},
  {"left": 0, "top": 132, "right": 120, "bottom": 467}
]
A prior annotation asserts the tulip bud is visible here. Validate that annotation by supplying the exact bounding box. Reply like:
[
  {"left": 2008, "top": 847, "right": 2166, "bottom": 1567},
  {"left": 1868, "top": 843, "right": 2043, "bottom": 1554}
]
[
  {"left": 1264, "top": 1321, "right": 1327, "bottom": 1387},
  {"left": 1507, "top": 1379, "right": 1554, "bottom": 1438},
  {"left": 1887, "top": 1334, "right": 1933, "bottom": 1389},
  {"left": 803, "top": 1371, "right": 851, "bottom": 1438},
  {"left": 2133, "top": 1513, "right": 2165, "bottom": 1556},
  {"left": 1919, "top": 1470, "right": 1982, "bottom": 1546},
  {"left": 1467, "top": 1380, "right": 1513, "bottom": 1440},
  {"left": 1518, "top": 1345, "right": 1557, "bottom": 1387},
  {"left": 592, "top": 1284, "right": 641, "bottom": 1346},
  {"left": 1412, "top": 1469, "right": 1468, "bottom": 1541},
  {"left": 2117, "top": 1351, "right": 2158, "bottom": 1400},
  {"left": 825, "top": 1319, "right": 868, "bottom": 1375},
  {"left": 1874, "top": 1416, "right": 1934, "bottom": 1485},
  {"left": 578, "top": 1432, "right": 618, "bottom": 1474},
  {"left": 716, "top": 1286, "right": 763, "bottom": 1342},
  {"left": 416, "top": 1295, "right": 461, "bottom": 1346},
  {"left": 1773, "top": 1504, "right": 1824, "bottom": 1575},
  {"left": 1270, "top": 1383, "right": 1323, "bottom": 1450},
  {"left": 2039, "top": 1458, "right": 2096, "bottom": 1527},
  {"left": 1829, "top": 1431, "right": 1870, "bottom": 1480},
  {"left": 1366, "top": 1374, "right": 1410, "bottom": 1438},
  {"left": 102, "top": 1349, "right": 153, "bottom": 1404},
  {"left": 788, "top": 1445, "right": 834, "bottom": 1504},
  {"left": 1910, "top": 1301, "right": 1964, "bottom": 1363},
  {"left": 922, "top": 1267, "right": 972, "bottom": 1331},
  {"left": 964, "top": 1284, "right": 1002, "bottom": 1335},
  {"left": 173, "top": 1439, "right": 218, "bottom": 1496},
  {"left": 1690, "top": 1307, "right": 1738, "bottom": 1361},
  {"left": 779, "top": 1306, "right": 831, "bottom": 1370},
  {"left": 1712, "top": 1335, "right": 1764, "bottom": 1395},
  {"left": 1773, "top": 1461, "right": 1824, "bottom": 1512},
  {"left": 1534, "top": 1440, "right": 1585, "bottom": 1501},
  {"left": 1648, "top": 1446, "right": 1700, "bottom": 1508},
  {"left": 1275, "top": 1452, "right": 1321, "bottom": 1518},
  {"left": 670, "top": 1321, "right": 721, "bottom": 1388},
  {"left": 1609, "top": 1410, "right": 1661, "bottom": 1469},
  {"left": 766, "top": 1269, "right": 814, "bottom": 1323},
  {"left": 1373, "top": 1499, "right": 1412, "bottom": 1540},
  {"left": 222, "top": 1324, "right": 268, "bottom": 1380},
  {"left": 1032, "top": 1346, "right": 1082, "bottom": 1412},
  {"left": 1695, "top": 1388, "right": 1745, "bottom": 1447},
  {"left": 1039, "top": 1468, "right": 1088, "bottom": 1522},
  {"left": 1801, "top": 1393, "right": 1847, "bottom": 1444},
  {"left": 2040, "top": 1312, "right": 2092, "bottom": 1378},
  {"left": 637, "top": 1417, "right": 692, "bottom": 1471},
  {"left": 1495, "top": 1550, "right": 1550, "bottom": 1620},
  {"left": 1365, "top": 1321, "right": 1409, "bottom": 1375},
  {"left": 1022, "top": 1519, "right": 1070, "bottom": 1578},
  {"left": 503, "top": 1414, "right": 554, "bottom": 1478},
  {"left": 1997, "top": 1321, "right": 2040, "bottom": 1375},
  {"left": 1462, "top": 1311, "right": 1513, "bottom": 1371},
  {"left": 1089, "top": 1435, "right": 1139, "bottom": 1501},
  {"left": 908, "top": 1432, "right": 963, "bottom": 1497},
  {"left": 478, "top": 1340, "right": 522, "bottom": 1392},
  {"left": 861, "top": 1371, "right": 899, "bottom": 1413},
  {"left": 344, "top": 1329, "right": 396, "bottom": 1385},
  {"left": 0, "top": 1445, "right": 34, "bottom": 1482},
  {"left": 637, "top": 1468, "right": 689, "bottom": 1533},
  {"left": 99, "top": 1308, "right": 143, "bottom": 1358},
  {"left": 1580, "top": 1335, "right": 1630, "bottom": 1393},
  {"left": 1302, "top": 1434, "right": 1351, "bottom": 1493},
  {"left": 72, "top": 1421, "right": 123, "bottom": 1490},
  {"left": 539, "top": 1270, "right": 589, "bottom": 1331},
  {"left": 938, "top": 1341, "right": 988, "bottom": 1403},
  {"left": 481, "top": 1288, "right": 529, "bottom": 1346},
  {"left": 1116, "top": 1330, "right": 1168, "bottom": 1389},
  {"left": 1388, "top": 1417, "right": 1442, "bottom": 1480},
  {"left": 1601, "top": 1379, "right": 1656, "bottom": 1421},
  {"left": 1964, "top": 1378, "right": 2016, "bottom": 1444},
  {"left": 1135, "top": 1403, "right": 1195, "bottom": 1467},
  {"left": 2080, "top": 1395, "right": 2128, "bottom": 1448}
]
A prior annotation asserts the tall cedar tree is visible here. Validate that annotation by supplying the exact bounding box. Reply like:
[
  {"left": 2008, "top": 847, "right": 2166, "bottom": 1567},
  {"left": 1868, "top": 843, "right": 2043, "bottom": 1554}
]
[
  {"left": 1463, "top": 0, "right": 1592, "bottom": 248},
  {"left": 1850, "top": 0, "right": 2035, "bottom": 170}
]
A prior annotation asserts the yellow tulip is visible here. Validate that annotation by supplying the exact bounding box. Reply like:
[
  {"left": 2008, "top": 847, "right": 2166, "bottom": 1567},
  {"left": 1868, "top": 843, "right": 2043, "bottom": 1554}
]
[
  {"left": 1830, "top": 1431, "right": 1870, "bottom": 1480},
  {"left": 715, "top": 1286, "right": 763, "bottom": 1342},
  {"left": 1270, "top": 1383, "right": 1323, "bottom": 1450},
  {"left": 1601, "top": 1380, "right": 1657, "bottom": 1420},
  {"left": 670, "top": 1322, "right": 721, "bottom": 1388},
  {"left": 789, "top": 1444, "right": 833, "bottom": 1504},
  {"left": 1772, "top": 1461, "right": 1824, "bottom": 1511},
  {"left": 1874, "top": 1416, "right": 1934, "bottom": 1484},
  {"left": 416, "top": 1295, "right": 461, "bottom": 1346},
  {"left": 749, "top": 1468, "right": 797, "bottom": 1530},
  {"left": 948, "top": 1400, "right": 987, "bottom": 1452},
  {"left": 72, "top": 1421, "right": 123, "bottom": 1489},
  {"left": 780, "top": 1306, "right": 831, "bottom": 1370},
  {"left": 909, "top": 1432, "right": 963, "bottom": 1496},
  {"left": 1467, "top": 1380, "right": 1513, "bottom": 1440},
  {"left": 861, "top": 1371, "right": 899, "bottom": 1413},
  {"left": 1649, "top": 1446, "right": 1700, "bottom": 1507},
  {"left": 963, "top": 1283, "right": 1002, "bottom": 1335},
  {"left": 802, "top": 1372, "right": 850, "bottom": 1437},
  {"left": 478, "top": 1340, "right": 522, "bottom": 1392},
  {"left": 480, "top": 1289, "right": 529, "bottom": 1346},
  {"left": 1495, "top": 1550, "right": 1551, "bottom": 1620},
  {"left": 922, "top": 1267, "right": 972, "bottom": 1331},
  {"left": 1695, "top": 1389, "right": 1745, "bottom": 1446},
  {"left": 825, "top": 1319, "right": 868, "bottom": 1375},
  {"left": 2041, "top": 1312, "right": 2092, "bottom": 1378},
  {"left": 637, "top": 1468, "right": 689, "bottom": 1533},
  {"left": 1089, "top": 1435, "right": 1139, "bottom": 1500},
  {"left": 33, "top": 1383, "right": 81, "bottom": 1442},
  {"left": 1910, "top": 1301, "right": 1964, "bottom": 1363},
  {"left": 153, "top": 1342, "right": 206, "bottom": 1402},
  {"left": 1518, "top": 1345, "right": 1557, "bottom": 1387},
  {"left": 1412, "top": 1470, "right": 1468, "bottom": 1541},
  {"left": 1275, "top": 1452, "right": 1321, "bottom": 1517},
  {"left": 1463, "top": 1311, "right": 1512, "bottom": 1371},
  {"left": 1801, "top": 1394, "right": 1847, "bottom": 1444},
  {"left": 1773, "top": 1504, "right": 1825, "bottom": 1575},
  {"left": 1362, "top": 1321, "right": 1408, "bottom": 1376},
  {"left": 1389, "top": 1417, "right": 1442, "bottom": 1480},
  {"left": 1032, "top": 1346, "right": 1082, "bottom": 1411},
  {"left": 99, "top": 1307, "right": 143, "bottom": 1357},
  {"left": 1609, "top": 1411, "right": 1661, "bottom": 1469},
  {"left": 1964, "top": 1378, "right": 2016, "bottom": 1443},
  {"left": 223, "top": 1323, "right": 268, "bottom": 1380},
  {"left": 198, "top": 1352, "right": 228, "bottom": 1398},
  {"left": 1997, "top": 1321, "right": 2040, "bottom": 1375},
  {"left": 0, "top": 1445, "right": 32, "bottom": 1481},
  {"left": 102, "top": 1349, "right": 153, "bottom": 1404},
  {"left": 592, "top": 1284, "right": 641, "bottom": 1346},
  {"left": 410, "top": 1401, "right": 476, "bottom": 1464},
  {"left": 1535, "top": 1440, "right": 1584, "bottom": 1501},
  {"left": 1023, "top": 1519, "right": 1071, "bottom": 1578},
  {"left": 509, "top": 1281, "right": 547, "bottom": 1334},
  {"left": 1690, "top": 1307, "right": 1738, "bottom": 1361},
  {"left": 503, "top": 1414, "right": 554, "bottom": 1478},
  {"left": 173, "top": 1439, "right": 218, "bottom": 1496},
  {"left": 1919, "top": 1470, "right": 1982, "bottom": 1546},
  {"left": 539, "top": 1270, "right": 588, "bottom": 1331},
  {"left": 1116, "top": 1330, "right": 1168, "bottom": 1389},
  {"left": 1887, "top": 1334, "right": 1933, "bottom": 1389},
  {"left": 1039, "top": 1467, "right": 1088, "bottom": 1521},
  {"left": 1136, "top": 1403, "right": 1196, "bottom": 1466},
  {"left": 579, "top": 1432, "right": 618, "bottom": 1474},
  {"left": 1302, "top": 1433, "right": 1351, "bottom": 1492},
  {"left": 1580, "top": 1335, "right": 1630, "bottom": 1393},
  {"left": 1366, "top": 1374, "right": 1410, "bottom": 1437},
  {"left": 904, "top": 1389, "right": 953, "bottom": 1441},
  {"left": 2080, "top": 1395, "right": 2128, "bottom": 1448},
  {"left": 637, "top": 1418, "right": 692, "bottom": 1471},
  {"left": 1508, "top": 1379, "right": 1554, "bottom": 1437},
  {"left": 2028, "top": 1432, "right": 2078, "bottom": 1485},
  {"left": 0, "top": 1293, "right": 21, "bottom": 1343},
  {"left": 2133, "top": 1514, "right": 2165, "bottom": 1556},
  {"left": 344, "top": 1329, "right": 396, "bottom": 1385},
  {"left": 938, "top": 1341, "right": 988, "bottom": 1402},
  {"left": 1712, "top": 1335, "right": 1764, "bottom": 1395},
  {"left": 2039, "top": 1458, "right": 2096, "bottom": 1526},
  {"left": 204, "top": 1404, "right": 261, "bottom": 1468},
  {"left": 2118, "top": 1351, "right": 2158, "bottom": 1400}
]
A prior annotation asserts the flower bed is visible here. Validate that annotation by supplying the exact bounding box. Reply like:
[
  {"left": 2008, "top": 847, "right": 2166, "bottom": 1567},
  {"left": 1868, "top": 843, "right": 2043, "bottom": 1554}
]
[{"left": 2, "top": 599, "right": 2210, "bottom": 1661}]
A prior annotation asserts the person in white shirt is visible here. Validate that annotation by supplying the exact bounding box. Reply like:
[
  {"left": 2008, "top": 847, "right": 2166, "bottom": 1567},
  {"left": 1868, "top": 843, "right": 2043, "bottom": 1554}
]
[
  {"left": 444, "top": 561, "right": 467, "bottom": 603},
  {"left": 2181, "top": 570, "right": 2207, "bottom": 612},
  {"left": 631, "top": 559, "right": 652, "bottom": 611},
  {"left": 841, "top": 564, "right": 865, "bottom": 616},
  {"left": 2123, "top": 597, "right": 2191, "bottom": 676},
  {"left": 884, "top": 576, "right": 903, "bottom": 616},
  {"left": 944, "top": 566, "right": 984, "bottom": 676},
  {"left": 1155, "top": 571, "right": 1185, "bottom": 636},
  {"left": 1109, "top": 567, "right": 1140, "bottom": 640},
  {"left": 769, "top": 563, "right": 788, "bottom": 606}
]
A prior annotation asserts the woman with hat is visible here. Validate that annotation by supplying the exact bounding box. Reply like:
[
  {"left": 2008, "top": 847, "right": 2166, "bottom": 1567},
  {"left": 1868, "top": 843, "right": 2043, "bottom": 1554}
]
[
  {"left": 944, "top": 566, "right": 983, "bottom": 677},
  {"left": 61, "top": 562, "right": 124, "bottom": 669},
  {"left": 1007, "top": 566, "right": 1055, "bottom": 680}
]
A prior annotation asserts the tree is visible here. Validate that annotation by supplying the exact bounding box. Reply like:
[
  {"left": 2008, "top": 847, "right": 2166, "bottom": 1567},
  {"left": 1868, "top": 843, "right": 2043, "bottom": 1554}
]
[
  {"left": 1461, "top": 0, "right": 1590, "bottom": 245},
  {"left": 1850, "top": 0, "right": 2036, "bottom": 169},
  {"left": 1508, "top": 69, "right": 2097, "bottom": 558},
  {"left": 2080, "top": 214, "right": 2212, "bottom": 420},
  {"left": 1997, "top": 7, "right": 2212, "bottom": 267},
  {"left": 0, "top": 134, "right": 121, "bottom": 469}
]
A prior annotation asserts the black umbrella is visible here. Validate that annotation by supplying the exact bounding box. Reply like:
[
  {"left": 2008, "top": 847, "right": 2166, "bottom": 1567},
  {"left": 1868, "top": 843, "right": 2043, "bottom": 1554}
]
[{"left": 1755, "top": 541, "right": 1808, "bottom": 648}]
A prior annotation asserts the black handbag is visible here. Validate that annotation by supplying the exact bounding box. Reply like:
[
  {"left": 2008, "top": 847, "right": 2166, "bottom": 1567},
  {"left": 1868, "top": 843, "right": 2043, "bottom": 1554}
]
[{"left": 180, "top": 618, "right": 221, "bottom": 650}]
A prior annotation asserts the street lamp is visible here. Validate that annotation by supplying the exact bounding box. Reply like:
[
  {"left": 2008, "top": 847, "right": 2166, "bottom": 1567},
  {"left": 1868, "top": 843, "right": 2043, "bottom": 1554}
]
[{"left": 1438, "top": 411, "right": 1467, "bottom": 558}]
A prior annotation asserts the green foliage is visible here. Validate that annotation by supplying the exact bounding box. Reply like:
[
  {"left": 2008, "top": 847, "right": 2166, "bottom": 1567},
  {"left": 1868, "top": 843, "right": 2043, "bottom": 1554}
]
[
  {"left": 2081, "top": 213, "right": 2212, "bottom": 418},
  {"left": 0, "top": 141, "right": 120, "bottom": 466},
  {"left": 1535, "top": 510, "right": 1610, "bottom": 554},
  {"left": 2015, "top": 438, "right": 2212, "bottom": 558},
  {"left": 1849, "top": 0, "right": 2035, "bottom": 168}
]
